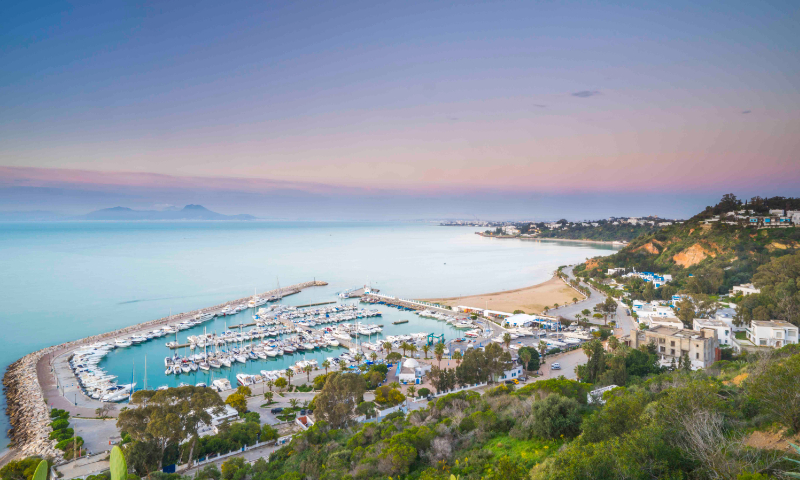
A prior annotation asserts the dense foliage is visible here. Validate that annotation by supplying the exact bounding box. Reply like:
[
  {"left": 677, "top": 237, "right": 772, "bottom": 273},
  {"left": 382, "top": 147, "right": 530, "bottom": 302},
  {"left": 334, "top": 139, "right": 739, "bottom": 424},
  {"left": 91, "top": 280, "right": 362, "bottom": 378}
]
[{"left": 578, "top": 195, "right": 800, "bottom": 304}]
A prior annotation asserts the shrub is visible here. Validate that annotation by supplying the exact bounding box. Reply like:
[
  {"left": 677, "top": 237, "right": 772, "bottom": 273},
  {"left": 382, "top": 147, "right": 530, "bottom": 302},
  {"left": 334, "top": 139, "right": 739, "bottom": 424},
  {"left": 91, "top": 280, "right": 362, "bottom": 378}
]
[
  {"left": 529, "top": 394, "right": 582, "bottom": 439},
  {"left": 50, "top": 418, "right": 69, "bottom": 431}
]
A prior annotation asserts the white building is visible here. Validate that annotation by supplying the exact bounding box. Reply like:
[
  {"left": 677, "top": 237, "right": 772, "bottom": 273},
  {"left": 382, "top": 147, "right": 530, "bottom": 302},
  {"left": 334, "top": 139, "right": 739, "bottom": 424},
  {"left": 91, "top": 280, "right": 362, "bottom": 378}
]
[
  {"left": 497, "top": 365, "right": 523, "bottom": 382},
  {"left": 648, "top": 316, "right": 685, "bottom": 330},
  {"left": 397, "top": 358, "right": 431, "bottom": 384},
  {"left": 504, "top": 314, "right": 537, "bottom": 328},
  {"left": 694, "top": 318, "right": 732, "bottom": 346},
  {"left": 747, "top": 320, "right": 799, "bottom": 348},
  {"left": 732, "top": 283, "right": 760, "bottom": 296}
]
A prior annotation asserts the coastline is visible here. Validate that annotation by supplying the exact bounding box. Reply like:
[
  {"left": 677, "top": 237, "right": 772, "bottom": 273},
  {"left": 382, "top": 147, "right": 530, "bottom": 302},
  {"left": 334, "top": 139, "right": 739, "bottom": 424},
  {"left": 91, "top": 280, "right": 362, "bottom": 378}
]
[
  {"left": 2, "top": 280, "right": 327, "bottom": 464},
  {"left": 423, "top": 275, "right": 583, "bottom": 314},
  {"left": 476, "top": 232, "right": 626, "bottom": 246}
]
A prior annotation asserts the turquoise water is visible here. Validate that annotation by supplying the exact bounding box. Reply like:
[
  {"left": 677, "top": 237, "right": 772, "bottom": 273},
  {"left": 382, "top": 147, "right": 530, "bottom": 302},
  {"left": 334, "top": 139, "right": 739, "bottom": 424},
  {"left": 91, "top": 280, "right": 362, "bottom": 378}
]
[{"left": 0, "top": 221, "right": 618, "bottom": 449}]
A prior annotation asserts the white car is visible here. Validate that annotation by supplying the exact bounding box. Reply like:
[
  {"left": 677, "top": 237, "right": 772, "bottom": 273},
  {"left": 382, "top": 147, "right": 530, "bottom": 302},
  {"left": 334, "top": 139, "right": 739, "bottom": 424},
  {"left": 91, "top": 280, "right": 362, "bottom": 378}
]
[{"left": 551, "top": 362, "right": 561, "bottom": 370}]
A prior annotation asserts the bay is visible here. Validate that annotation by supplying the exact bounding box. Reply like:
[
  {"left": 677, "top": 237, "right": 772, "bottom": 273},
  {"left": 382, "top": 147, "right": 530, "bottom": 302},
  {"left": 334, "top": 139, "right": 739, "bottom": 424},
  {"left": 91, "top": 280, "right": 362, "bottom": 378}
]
[{"left": 0, "top": 221, "right": 618, "bottom": 449}]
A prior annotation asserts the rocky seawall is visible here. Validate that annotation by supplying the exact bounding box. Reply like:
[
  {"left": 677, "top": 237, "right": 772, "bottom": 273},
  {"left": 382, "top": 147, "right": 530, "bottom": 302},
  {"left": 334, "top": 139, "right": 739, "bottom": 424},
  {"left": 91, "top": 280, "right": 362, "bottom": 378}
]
[{"left": 2, "top": 280, "right": 327, "bottom": 462}]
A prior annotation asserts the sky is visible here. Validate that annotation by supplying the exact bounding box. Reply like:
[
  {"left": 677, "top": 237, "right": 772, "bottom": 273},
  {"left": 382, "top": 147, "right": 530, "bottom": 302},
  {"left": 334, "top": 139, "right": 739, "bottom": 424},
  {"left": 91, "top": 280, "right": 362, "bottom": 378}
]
[{"left": 1, "top": 0, "right": 799, "bottom": 220}]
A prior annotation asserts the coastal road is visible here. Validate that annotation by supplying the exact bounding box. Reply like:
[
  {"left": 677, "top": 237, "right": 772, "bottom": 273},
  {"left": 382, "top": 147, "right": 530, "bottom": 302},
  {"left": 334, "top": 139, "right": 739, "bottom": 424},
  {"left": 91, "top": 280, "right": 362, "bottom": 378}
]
[{"left": 546, "top": 266, "right": 607, "bottom": 320}]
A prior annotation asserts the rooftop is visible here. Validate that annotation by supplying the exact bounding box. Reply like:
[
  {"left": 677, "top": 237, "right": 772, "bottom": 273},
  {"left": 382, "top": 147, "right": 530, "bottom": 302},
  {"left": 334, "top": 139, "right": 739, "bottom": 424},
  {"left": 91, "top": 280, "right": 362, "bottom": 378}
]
[
  {"left": 694, "top": 318, "right": 728, "bottom": 328},
  {"left": 752, "top": 320, "right": 797, "bottom": 329}
]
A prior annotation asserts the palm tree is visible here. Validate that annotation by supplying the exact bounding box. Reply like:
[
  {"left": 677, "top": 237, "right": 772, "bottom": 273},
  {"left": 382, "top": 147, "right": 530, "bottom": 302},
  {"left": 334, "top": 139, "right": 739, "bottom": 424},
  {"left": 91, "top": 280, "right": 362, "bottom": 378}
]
[
  {"left": 422, "top": 344, "right": 431, "bottom": 359},
  {"left": 389, "top": 381, "right": 400, "bottom": 389},
  {"left": 519, "top": 349, "right": 531, "bottom": 376},
  {"left": 285, "top": 368, "right": 294, "bottom": 386},
  {"left": 538, "top": 340, "right": 548, "bottom": 360},
  {"left": 303, "top": 364, "right": 313, "bottom": 382},
  {"left": 434, "top": 342, "right": 445, "bottom": 368},
  {"left": 452, "top": 350, "right": 462, "bottom": 364},
  {"left": 289, "top": 398, "right": 299, "bottom": 409},
  {"left": 370, "top": 352, "right": 378, "bottom": 362},
  {"left": 502, "top": 332, "right": 512, "bottom": 350},
  {"left": 573, "top": 297, "right": 578, "bottom": 304},
  {"left": 263, "top": 391, "right": 274, "bottom": 404},
  {"left": 382, "top": 341, "right": 393, "bottom": 353},
  {"left": 354, "top": 353, "right": 364, "bottom": 365},
  {"left": 266, "top": 380, "right": 274, "bottom": 392},
  {"left": 608, "top": 335, "right": 620, "bottom": 352},
  {"left": 399, "top": 341, "right": 411, "bottom": 356},
  {"left": 407, "top": 385, "right": 417, "bottom": 399},
  {"left": 321, "top": 359, "right": 331, "bottom": 375},
  {"left": 338, "top": 359, "right": 347, "bottom": 372},
  {"left": 407, "top": 344, "right": 418, "bottom": 358}
]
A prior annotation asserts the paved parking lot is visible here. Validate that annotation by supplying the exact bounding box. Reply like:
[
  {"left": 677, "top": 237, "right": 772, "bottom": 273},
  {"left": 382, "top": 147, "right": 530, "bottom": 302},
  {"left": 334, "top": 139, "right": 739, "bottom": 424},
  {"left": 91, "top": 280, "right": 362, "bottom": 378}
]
[{"left": 72, "top": 417, "right": 120, "bottom": 455}]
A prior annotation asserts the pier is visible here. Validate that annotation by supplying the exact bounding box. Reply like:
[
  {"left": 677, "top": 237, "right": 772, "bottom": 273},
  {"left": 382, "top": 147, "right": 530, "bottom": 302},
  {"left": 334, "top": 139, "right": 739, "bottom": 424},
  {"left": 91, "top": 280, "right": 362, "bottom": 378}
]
[{"left": 2, "top": 280, "right": 327, "bottom": 463}]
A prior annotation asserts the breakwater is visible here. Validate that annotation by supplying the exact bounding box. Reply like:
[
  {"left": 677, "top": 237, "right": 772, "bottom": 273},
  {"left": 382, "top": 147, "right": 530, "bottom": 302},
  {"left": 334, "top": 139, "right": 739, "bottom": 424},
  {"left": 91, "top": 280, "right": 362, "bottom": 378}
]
[{"left": 2, "top": 280, "right": 327, "bottom": 462}]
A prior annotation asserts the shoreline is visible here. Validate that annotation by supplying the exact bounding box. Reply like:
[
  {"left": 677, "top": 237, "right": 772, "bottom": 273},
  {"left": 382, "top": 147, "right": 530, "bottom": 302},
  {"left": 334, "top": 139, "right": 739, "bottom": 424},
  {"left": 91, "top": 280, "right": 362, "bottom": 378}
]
[
  {"left": 2, "top": 280, "right": 327, "bottom": 464},
  {"left": 476, "top": 232, "right": 626, "bottom": 246},
  {"left": 423, "top": 275, "right": 584, "bottom": 315}
]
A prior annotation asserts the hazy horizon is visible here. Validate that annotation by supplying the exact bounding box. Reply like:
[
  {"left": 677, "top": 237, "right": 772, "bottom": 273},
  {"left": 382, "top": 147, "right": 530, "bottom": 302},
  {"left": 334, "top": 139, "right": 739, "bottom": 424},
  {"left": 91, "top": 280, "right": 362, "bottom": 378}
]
[{"left": 2, "top": 1, "right": 799, "bottom": 220}]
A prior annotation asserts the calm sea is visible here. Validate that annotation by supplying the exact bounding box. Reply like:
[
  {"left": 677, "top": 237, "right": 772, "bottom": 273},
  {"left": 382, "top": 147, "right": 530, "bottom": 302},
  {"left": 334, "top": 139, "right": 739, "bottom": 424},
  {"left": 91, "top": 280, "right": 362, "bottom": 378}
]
[{"left": 0, "top": 221, "right": 618, "bottom": 449}]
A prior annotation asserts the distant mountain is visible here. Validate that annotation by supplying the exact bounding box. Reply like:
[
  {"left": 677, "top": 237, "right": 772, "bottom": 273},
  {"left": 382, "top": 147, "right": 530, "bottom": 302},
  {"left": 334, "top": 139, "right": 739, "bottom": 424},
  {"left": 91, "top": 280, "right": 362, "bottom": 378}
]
[{"left": 79, "top": 204, "right": 257, "bottom": 221}]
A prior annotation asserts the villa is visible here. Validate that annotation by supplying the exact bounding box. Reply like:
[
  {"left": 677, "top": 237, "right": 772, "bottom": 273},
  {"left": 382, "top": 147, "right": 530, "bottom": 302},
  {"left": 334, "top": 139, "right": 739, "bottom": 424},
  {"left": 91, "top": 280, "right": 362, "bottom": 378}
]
[
  {"left": 746, "top": 320, "right": 798, "bottom": 348},
  {"left": 732, "top": 283, "right": 760, "bottom": 296}
]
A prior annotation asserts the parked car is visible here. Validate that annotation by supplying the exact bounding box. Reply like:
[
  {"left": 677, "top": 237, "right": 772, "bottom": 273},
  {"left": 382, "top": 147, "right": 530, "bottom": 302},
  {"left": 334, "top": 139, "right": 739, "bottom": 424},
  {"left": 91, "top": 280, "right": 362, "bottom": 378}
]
[
  {"left": 271, "top": 407, "right": 283, "bottom": 414},
  {"left": 551, "top": 362, "right": 561, "bottom": 370}
]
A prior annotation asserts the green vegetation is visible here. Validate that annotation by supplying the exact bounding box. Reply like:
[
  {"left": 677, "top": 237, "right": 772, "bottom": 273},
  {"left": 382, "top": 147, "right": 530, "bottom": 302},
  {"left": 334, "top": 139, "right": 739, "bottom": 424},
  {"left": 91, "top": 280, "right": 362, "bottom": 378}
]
[
  {"left": 538, "top": 221, "right": 661, "bottom": 242},
  {"left": 579, "top": 195, "right": 800, "bottom": 298}
]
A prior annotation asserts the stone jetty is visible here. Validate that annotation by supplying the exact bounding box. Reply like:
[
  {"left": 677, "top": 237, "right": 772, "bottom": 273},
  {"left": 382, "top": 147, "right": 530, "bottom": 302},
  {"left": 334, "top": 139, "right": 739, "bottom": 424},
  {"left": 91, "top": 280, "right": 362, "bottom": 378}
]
[{"left": 2, "top": 280, "right": 327, "bottom": 462}]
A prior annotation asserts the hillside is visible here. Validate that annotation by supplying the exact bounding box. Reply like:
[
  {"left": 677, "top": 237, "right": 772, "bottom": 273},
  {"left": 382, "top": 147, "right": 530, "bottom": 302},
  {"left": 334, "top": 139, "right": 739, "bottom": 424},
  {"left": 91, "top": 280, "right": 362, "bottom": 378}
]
[
  {"left": 536, "top": 222, "right": 660, "bottom": 242},
  {"left": 577, "top": 195, "right": 800, "bottom": 295}
]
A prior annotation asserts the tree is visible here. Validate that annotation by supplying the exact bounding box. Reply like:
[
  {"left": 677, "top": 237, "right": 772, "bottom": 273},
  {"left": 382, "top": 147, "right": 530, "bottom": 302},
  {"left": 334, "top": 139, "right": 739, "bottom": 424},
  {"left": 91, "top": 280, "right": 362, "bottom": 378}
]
[
  {"left": 263, "top": 391, "right": 274, "bottom": 404},
  {"left": 374, "top": 386, "right": 405, "bottom": 406},
  {"left": 407, "top": 385, "right": 417, "bottom": 399},
  {"left": 399, "top": 341, "right": 411, "bottom": 356},
  {"left": 576, "top": 339, "right": 606, "bottom": 383},
  {"left": 483, "top": 342, "right": 512, "bottom": 383},
  {"left": 313, "top": 373, "right": 367, "bottom": 429},
  {"left": 519, "top": 349, "right": 531, "bottom": 376},
  {"left": 422, "top": 344, "right": 431, "bottom": 359},
  {"left": 748, "top": 353, "right": 800, "bottom": 431},
  {"left": 354, "top": 353, "right": 364, "bottom": 365},
  {"left": 643, "top": 282, "right": 655, "bottom": 302},
  {"left": 675, "top": 297, "right": 695, "bottom": 327},
  {"left": 285, "top": 369, "right": 294, "bottom": 386},
  {"left": 573, "top": 297, "right": 579, "bottom": 304},
  {"left": 117, "top": 386, "right": 224, "bottom": 471},
  {"left": 538, "top": 340, "right": 548, "bottom": 359},
  {"left": 274, "top": 377, "right": 288, "bottom": 392},
  {"left": 519, "top": 347, "right": 539, "bottom": 372},
  {"left": 434, "top": 342, "right": 445, "bottom": 367},
  {"left": 226, "top": 393, "right": 247, "bottom": 414},
  {"left": 303, "top": 364, "right": 313, "bottom": 382},
  {"left": 386, "top": 352, "right": 402, "bottom": 363},
  {"left": 582, "top": 309, "right": 591, "bottom": 317},
  {"left": 338, "top": 358, "right": 348, "bottom": 371},
  {"left": 321, "top": 360, "right": 331, "bottom": 375},
  {"left": 503, "top": 332, "right": 512, "bottom": 350},
  {"left": 266, "top": 379, "right": 274, "bottom": 392},
  {"left": 452, "top": 350, "right": 462, "bottom": 364},
  {"left": 236, "top": 385, "right": 251, "bottom": 397},
  {"left": 407, "top": 344, "right": 418, "bottom": 358},
  {"left": 529, "top": 394, "right": 583, "bottom": 439},
  {"left": 289, "top": 398, "right": 299, "bottom": 409},
  {"left": 370, "top": 352, "right": 378, "bottom": 362},
  {"left": 383, "top": 341, "right": 393, "bottom": 353},
  {"left": 389, "top": 381, "right": 400, "bottom": 389},
  {"left": 95, "top": 403, "right": 112, "bottom": 419}
]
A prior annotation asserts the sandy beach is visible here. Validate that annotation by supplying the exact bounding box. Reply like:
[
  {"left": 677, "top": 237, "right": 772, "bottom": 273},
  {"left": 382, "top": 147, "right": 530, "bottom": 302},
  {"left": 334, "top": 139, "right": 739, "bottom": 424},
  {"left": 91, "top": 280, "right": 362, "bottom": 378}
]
[{"left": 423, "top": 276, "right": 583, "bottom": 314}]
